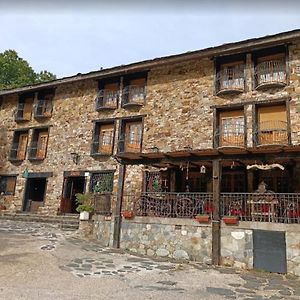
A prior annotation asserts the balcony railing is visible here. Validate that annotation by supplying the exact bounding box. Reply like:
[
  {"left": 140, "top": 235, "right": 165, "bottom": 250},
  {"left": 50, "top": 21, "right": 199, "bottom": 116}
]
[
  {"left": 14, "top": 103, "right": 31, "bottom": 122},
  {"left": 34, "top": 100, "right": 53, "bottom": 118},
  {"left": 254, "top": 120, "right": 288, "bottom": 146},
  {"left": 96, "top": 89, "right": 119, "bottom": 110},
  {"left": 8, "top": 143, "right": 26, "bottom": 161},
  {"left": 123, "top": 192, "right": 300, "bottom": 224},
  {"left": 216, "top": 67, "right": 245, "bottom": 95},
  {"left": 28, "top": 142, "right": 47, "bottom": 160},
  {"left": 122, "top": 85, "right": 146, "bottom": 107},
  {"left": 118, "top": 135, "right": 142, "bottom": 153},
  {"left": 214, "top": 127, "right": 245, "bottom": 148},
  {"left": 91, "top": 135, "right": 113, "bottom": 156},
  {"left": 254, "top": 59, "right": 286, "bottom": 89}
]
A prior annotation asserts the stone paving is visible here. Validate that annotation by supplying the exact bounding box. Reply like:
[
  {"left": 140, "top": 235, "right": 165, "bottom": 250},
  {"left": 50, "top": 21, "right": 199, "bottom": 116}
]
[{"left": 0, "top": 219, "right": 299, "bottom": 300}]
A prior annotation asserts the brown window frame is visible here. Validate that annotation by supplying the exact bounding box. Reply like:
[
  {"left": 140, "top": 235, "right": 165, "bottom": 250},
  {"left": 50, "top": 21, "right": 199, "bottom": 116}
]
[
  {"left": 0, "top": 175, "right": 17, "bottom": 195},
  {"left": 28, "top": 128, "right": 49, "bottom": 160},
  {"left": 9, "top": 130, "right": 29, "bottom": 161}
]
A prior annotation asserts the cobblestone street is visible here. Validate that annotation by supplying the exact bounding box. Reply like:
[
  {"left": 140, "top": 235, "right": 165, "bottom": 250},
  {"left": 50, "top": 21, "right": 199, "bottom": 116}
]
[{"left": 0, "top": 219, "right": 299, "bottom": 300}]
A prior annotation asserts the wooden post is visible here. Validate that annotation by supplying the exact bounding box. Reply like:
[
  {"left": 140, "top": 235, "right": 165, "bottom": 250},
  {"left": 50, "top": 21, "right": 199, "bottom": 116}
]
[
  {"left": 212, "top": 159, "right": 221, "bottom": 265},
  {"left": 113, "top": 164, "right": 126, "bottom": 248}
]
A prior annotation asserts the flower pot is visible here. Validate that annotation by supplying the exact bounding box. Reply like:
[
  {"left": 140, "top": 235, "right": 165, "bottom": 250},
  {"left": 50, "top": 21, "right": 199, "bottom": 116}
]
[
  {"left": 79, "top": 211, "right": 90, "bottom": 220},
  {"left": 223, "top": 216, "right": 239, "bottom": 225},
  {"left": 195, "top": 215, "right": 210, "bottom": 223},
  {"left": 121, "top": 211, "right": 134, "bottom": 219}
]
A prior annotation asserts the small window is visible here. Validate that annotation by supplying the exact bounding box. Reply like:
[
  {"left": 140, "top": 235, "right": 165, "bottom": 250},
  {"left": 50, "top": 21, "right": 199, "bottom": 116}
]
[
  {"left": 91, "top": 122, "right": 115, "bottom": 155},
  {"left": 9, "top": 130, "right": 29, "bottom": 161},
  {"left": 96, "top": 82, "right": 119, "bottom": 110},
  {"left": 28, "top": 128, "right": 49, "bottom": 160},
  {"left": 122, "top": 74, "right": 147, "bottom": 107},
  {"left": 15, "top": 94, "right": 34, "bottom": 122},
  {"left": 34, "top": 90, "right": 54, "bottom": 118},
  {"left": 125, "top": 121, "right": 142, "bottom": 152},
  {"left": 90, "top": 172, "right": 114, "bottom": 193},
  {"left": 0, "top": 176, "right": 17, "bottom": 195}
]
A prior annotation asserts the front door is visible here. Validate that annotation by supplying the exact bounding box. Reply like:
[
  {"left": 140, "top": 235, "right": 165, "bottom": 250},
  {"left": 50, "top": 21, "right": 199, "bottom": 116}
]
[{"left": 61, "top": 176, "right": 85, "bottom": 214}]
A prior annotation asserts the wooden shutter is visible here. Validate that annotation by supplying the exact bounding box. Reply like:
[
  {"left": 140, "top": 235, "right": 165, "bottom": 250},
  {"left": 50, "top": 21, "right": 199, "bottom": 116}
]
[
  {"left": 219, "top": 110, "right": 244, "bottom": 147},
  {"left": 125, "top": 122, "right": 142, "bottom": 152},
  {"left": 37, "top": 132, "right": 49, "bottom": 159},
  {"left": 258, "top": 106, "right": 287, "bottom": 144},
  {"left": 23, "top": 98, "right": 33, "bottom": 120},
  {"left": 98, "top": 124, "right": 114, "bottom": 154},
  {"left": 6, "top": 177, "right": 16, "bottom": 194},
  {"left": 17, "top": 133, "right": 28, "bottom": 160}
]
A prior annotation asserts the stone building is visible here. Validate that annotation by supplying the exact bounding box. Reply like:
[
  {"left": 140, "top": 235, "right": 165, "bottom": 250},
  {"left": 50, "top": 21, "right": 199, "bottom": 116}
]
[{"left": 0, "top": 29, "right": 300, "bottom": 275}]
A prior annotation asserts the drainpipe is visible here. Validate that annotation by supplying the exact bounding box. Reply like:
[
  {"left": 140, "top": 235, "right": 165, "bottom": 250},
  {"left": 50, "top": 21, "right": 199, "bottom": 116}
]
[
  {"left": 212, "top": 159, "right": 221, "bottom": 265},
  {"left": 112, "top": 164, "right": 126, "bottom": 248}
]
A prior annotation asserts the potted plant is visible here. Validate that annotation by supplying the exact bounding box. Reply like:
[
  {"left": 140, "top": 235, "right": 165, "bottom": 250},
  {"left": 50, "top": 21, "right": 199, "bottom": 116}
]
[
  {"left": 121, "top": 210, "right": 134, "bottom": 219},
  {"left": 121, "top": 199, "right": 135, "bottom": 219},
  {"left": 195, "top": 214, "right": 210, "bottom": 223},
  {"left": 75, "top": 192, "right": 94, "bottom": 220},
  {"left": 222, "top": 215, "right": 239, "bottom": 225}
]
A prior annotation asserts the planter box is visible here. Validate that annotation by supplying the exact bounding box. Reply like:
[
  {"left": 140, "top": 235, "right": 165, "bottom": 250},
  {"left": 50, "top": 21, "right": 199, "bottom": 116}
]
[
  {"left": 121, "top": 211, "right": 134, "bottom": 219},
  {"left": 223, "top": 216, "right": 239, "bottom": 225},
  {"left": 79, "top": 211, "right": 90, "bottom": 220},
  {"left": 195, "top": 215, "right": 210, "bottom": 223}
]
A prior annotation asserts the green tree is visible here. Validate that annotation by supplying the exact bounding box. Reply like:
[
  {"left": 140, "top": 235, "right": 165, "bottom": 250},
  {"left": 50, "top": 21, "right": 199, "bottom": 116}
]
[{"left": 0, "top": 50, "right": 56, "bottom": 90}]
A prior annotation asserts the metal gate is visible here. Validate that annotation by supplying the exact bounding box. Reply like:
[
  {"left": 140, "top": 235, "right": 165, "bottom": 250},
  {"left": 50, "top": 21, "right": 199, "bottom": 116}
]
[{"left": 253, "top": 230, "right": 287, "bottom": 273}]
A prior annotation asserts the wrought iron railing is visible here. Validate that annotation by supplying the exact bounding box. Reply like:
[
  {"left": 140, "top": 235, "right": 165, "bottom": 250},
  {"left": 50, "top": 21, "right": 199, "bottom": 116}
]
[
  {"left": 122, "top": 192, "right": 300, "bottom": 224},
  {"left": 9, "top": 143, "right": 26, "bottom": 161},
  {"left": 254, "top": 120, "right": 288, "bottom": 146},
  {"left": 91, "top": 135, "right": 113, "bottom": 155},
  {"left": 216, "top": 67, "right": 245, "bottom": 94},
  {"left": 118, "top": 135, "right": 142, "bottom": 153},
  {"left": 254, "top": 59, "right": 286, "bottom": 88},
  {"left": 28, "top": 142, "right": 47, "bottom": 160},
  {"left": 122, "top": 85, "right": 146, "bottom": 106},
  {"left": 95, "top": 89, "right": 119, "bottom": 110},
  {"left": 34, "top": 100, "right": 53, "bottom": 118},
  {"left": 14, "top": 103, "right": 31, "bottom": 121},
  {"left": 214, "top": 127, "right": 245, "bottom": 148}
]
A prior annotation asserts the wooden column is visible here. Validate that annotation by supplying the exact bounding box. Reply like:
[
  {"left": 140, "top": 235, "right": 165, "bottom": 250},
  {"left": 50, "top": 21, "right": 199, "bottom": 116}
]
[
  {"left": 212, "top": 159, "right": 221, "bottom": 265},
  {"left": 113, "top": 164, "right": 126, "bottom": 248}
]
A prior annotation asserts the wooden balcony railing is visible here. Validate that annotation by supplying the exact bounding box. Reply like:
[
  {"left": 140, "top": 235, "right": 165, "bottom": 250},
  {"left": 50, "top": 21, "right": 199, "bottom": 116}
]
[
  {"left": 95, "top": 89, "right": 119, "bottom": 110},
  {"left": 254, "top": 59, "right": 286, "bottom": 89},
  {"left": 254, "top": 120, "right": 288, "bottom": 146},
  {"left": 214, "top": 127, "right": 245, "bottom": 148},
  {"left": 123, "top": 192, "right": 300, "bottom": 224},
  {"left": 216, "top": 67, "right": 245, "bottom": 95}
]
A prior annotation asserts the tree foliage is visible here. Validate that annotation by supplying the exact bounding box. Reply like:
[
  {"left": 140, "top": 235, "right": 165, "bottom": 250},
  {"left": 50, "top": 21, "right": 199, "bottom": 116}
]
[{"left": 0, "top": 50, "right": 56, "bottom": 90}]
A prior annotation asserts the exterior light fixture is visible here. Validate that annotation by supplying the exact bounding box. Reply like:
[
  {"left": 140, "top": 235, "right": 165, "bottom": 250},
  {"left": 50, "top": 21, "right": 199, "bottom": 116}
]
[
  {"left": 200, "top": 165, "right": 206, "bottom": 174},
  {"left": 22, "top": 168, "right": 29, "bottom": 178},
  {"left": 71, "top": 152, "right": 80, "bottom": 165}
]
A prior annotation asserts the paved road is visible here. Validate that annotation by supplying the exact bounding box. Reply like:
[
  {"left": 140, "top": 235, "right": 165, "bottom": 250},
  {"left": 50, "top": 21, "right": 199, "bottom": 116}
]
[{"left": 0, "top": 220, "right": 299, "bottom": 300}]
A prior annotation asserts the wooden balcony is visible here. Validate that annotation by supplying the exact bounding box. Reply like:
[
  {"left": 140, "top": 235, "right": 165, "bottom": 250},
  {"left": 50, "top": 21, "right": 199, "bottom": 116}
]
[
  {"left": 254, "top": 59, "right": 286, "bottom": 89},
  {"left": 254, "top": 121, "right": 288, "bottom": 146},
  {"left": 216, "top": 68, "right": 245, "bottom": 95},
  {"left": 214, "top": 127, "right": 245, "bottom": 148}
]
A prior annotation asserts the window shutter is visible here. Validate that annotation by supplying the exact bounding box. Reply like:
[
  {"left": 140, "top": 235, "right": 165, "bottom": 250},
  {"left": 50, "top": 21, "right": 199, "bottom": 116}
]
[
  {"left": 98, "top": 124, "right": 114, "bottom": 154},
  {"left": 37, "top": 132, "right": 49, "bottom": 159},
  {"left": 6, "top": 177, "right": 16, "bottom": 194},
  {"left": 125, "top": 122, "right": 142, "bottom": 152},
  {"left": 23, "top": 99, "right": 32, "bottom": 120},
  {"left": 17, "top": 134, "right": 28, "bottom": 160}
]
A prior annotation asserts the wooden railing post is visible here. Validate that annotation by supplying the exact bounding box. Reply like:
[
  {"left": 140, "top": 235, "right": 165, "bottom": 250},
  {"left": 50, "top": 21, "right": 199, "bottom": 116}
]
[
  {"left": 212, "top": 159, "right": 221, "bottom": 265},
  {"left": 113, "top": 164, "right": 126, "bottom": 248}
]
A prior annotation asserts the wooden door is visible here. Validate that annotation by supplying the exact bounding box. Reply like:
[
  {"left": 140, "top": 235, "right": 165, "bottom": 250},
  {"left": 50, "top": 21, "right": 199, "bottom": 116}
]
[
  {"left": 36, "top": 132, "right": 48, "bottom": 159},
  {"left": 17, "top": 134, "right": 28, "bottom": 160},
  {"left": 124, "top": 122, "right": 142, "bottom": 152}
]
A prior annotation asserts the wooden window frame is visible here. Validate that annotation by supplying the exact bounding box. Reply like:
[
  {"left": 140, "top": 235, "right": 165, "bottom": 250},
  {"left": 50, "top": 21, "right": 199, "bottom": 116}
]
[
  {"left": 9, "top": 130, "right": 29, "bottom": 161},
  {"left": 29, "top": 128, "right": 49, "bottom": 160},
  {"left": 0, "top": 175, "right": 17, "bottom": 195},
  {"left": 34, "top": 90, "right": 54, "bottom": 119},
  {"left": 96, "top": 80, "right": 120, "bottom": 110},
  {"left": 15, "top": 94, "right": 34, "bottom": 122}
]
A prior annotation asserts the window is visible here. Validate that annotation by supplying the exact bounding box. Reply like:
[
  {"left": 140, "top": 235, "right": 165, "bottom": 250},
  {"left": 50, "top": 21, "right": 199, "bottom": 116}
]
[
  {"left": 216, "top": 61, "right": 245, "bottom": 94},
  {"left": 122, "top": 74, "right": 147, "bottom": 107},
  {"left": 216, "top": 110, "right": 245, "bottom": 147},
  {"left": 28, "top": 128, "right": 49, "bottom": 160},
  {"left": 96, "top": 82, "right": 119, "bottom": 110},
  {"left": 125, "top": 121, "right": 142, "bottom": 152},
  {"left": 15, "top": 93, "right": 34, "bottom": 122},
  {"left": 34, "top": 90, "right": 54, "bottom": 118},
  {"left": 256, "top": 105, "right": 288, "bottom": 145},
  {"left": 90, "top": 172, "right": 114, "bottom": 193},
  {"left": 91, "top": 122, "right": 115, "bottom": 155},
  {"left": 254, "top": 50, "right": 286, "bottom": 89},
  {"left": 9, "top": 130, "right": 29, "bottom": 161},
  {"left": 0, "top": 176, "right": 17, "bottom": 195}
]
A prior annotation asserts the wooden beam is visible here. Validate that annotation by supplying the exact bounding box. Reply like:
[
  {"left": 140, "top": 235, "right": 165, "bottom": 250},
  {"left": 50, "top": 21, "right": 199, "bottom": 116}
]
[
  {"left": 112, "top": 164, "right": 126, "bottom": 248},
  {"left": 212, "top": 159, "right": 221, "bottom": 266}
]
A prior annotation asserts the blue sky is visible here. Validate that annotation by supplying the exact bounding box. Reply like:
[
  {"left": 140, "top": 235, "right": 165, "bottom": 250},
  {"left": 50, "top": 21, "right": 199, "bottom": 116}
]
[{"left": 0, "top": 1, "right": 300, "bottom": 78}]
